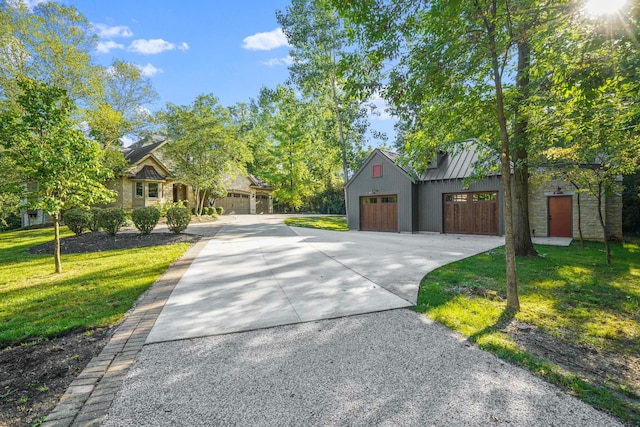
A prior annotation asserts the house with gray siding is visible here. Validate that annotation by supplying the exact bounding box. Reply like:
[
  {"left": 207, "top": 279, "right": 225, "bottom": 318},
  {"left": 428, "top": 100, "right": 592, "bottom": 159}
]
[{"left": 346, "top": 142, "right": 622, "bottom": 240}]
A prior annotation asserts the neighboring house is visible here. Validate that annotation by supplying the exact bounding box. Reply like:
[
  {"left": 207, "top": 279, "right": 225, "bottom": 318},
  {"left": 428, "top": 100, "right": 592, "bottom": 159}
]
[
  {"left": 346, "top": 143, "right": 622, "bottom": 240},
  {"left": 212, "top": 174, "right": 274, "bottom": 215},
  {"left": 111, "top": 136, "right": 184, "bottom": 209},
  {"left": 110, "top": 136, "right": 274, "bottom": 214},
  {"left": 20, "top": 136, "right": 274, "bottom": 226}
]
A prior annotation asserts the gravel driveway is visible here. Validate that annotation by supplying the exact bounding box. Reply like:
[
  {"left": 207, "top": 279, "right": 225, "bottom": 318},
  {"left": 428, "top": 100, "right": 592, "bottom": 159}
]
[{"left": 104, "top": 310, "right": 619, "bottom": 426}]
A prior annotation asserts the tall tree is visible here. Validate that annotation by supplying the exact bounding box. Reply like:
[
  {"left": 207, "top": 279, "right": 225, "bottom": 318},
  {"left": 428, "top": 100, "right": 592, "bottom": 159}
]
[
  {"left": 160, "top": 95, "right": 252, "bottom": 216},
  {"left": 277, "top": 0, "right": 369, "bottom": 216},
  {"left": 531, "top": 2, "right": 640, "bottom": 264},
  {"left": 0, "top": 78, "right": 114, "bottom": 273},
  {"left": 256, "top": 86, "right": 319, "bottom": 211}
]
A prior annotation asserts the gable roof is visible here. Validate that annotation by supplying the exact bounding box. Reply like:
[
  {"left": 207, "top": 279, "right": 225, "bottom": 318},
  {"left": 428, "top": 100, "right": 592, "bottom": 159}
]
[
  {"left": 418, "top": 143, "right": 500, "bottom": 181},
  {"left": 121, "top": 136, "right": 168, "bottom": 166},
  {"left": 347, "top": 148, "right": 416, "bottom": 187},
  {"left": 378, "top": 149, "right": 419, "bottom": 178},
  {"left": 132, "top": 165, "right": 166, "bottom": 181},
  {"left": 248, "top": 174, "right": 275, "bottom": 190}
]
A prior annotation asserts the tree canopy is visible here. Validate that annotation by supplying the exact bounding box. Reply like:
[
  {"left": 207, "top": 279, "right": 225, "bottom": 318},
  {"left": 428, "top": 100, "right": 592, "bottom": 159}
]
[{"left": 0, "top": 77, "right": 114, "bottom": 272}]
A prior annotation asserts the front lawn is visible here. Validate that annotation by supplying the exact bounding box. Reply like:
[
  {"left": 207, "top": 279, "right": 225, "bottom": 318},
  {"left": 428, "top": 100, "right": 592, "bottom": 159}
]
[
  {"left": 284, "top": 216, "right": 348, "bottom": 231},
  {"left": 414, "top": 240, "right": 639, "bottom": 424},
  {"left": 0, "top": 227, "right": 192, "bottom": 346}
]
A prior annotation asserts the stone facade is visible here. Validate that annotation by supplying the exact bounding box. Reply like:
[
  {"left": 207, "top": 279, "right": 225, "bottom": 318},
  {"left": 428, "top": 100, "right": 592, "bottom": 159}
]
[{"left": 528, "top": 177, "right": 623, "bottom": 241}]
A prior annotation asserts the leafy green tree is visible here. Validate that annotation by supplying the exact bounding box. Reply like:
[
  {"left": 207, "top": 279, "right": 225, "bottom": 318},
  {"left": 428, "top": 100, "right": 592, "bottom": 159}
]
[
  {"left": 531, "top": 3, "right": 640, "bottom": 264},
  {"left": 160, "top": 94, "right": 252, "bottom": 216},
  {"left": 277, "top": 0, "right": 369, "bottom": 216},
  {"left": 0, "top": 2, "right": 157, "bottom": 174},
  {"left": 0, "top": 78, "right": 114, "bottom": 273},
  {"left": 258, "top": 86, "right": 317, "bottom": 211}
]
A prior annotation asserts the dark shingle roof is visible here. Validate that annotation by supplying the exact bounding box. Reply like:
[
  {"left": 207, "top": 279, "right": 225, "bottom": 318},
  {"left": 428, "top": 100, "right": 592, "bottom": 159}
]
[
  {"left": 133, "top": 165, "right": 166, "bottom": 181},
  {"left": 121, "top": 136, "right": 167, "bottom": 166},
  {"left": 248, "top": 174, "right": 274, "bottom": 190}
]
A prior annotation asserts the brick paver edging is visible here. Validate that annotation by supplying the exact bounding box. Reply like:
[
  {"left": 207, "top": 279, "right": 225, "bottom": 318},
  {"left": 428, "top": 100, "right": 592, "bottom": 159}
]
[{"left": 41, "top": 236, "right": 213, "bottom": 427}]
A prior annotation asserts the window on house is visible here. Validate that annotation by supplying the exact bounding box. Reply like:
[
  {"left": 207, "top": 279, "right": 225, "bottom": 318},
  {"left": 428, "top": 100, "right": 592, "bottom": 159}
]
[
  {"left": 135, "top": 182, "right": 143, "bottom": 198},
  {"left": 372, "top": 164, "right": 382, "bottom": 178},
  {"left": 473, "top": 192, "right": 497, "bottom": 202},
  {"left": 148, "top": 183, "right": 159, "bottom": 198},
  {"left": 362, "top": 197, "right": 378, "bottom": 204},
  {"left": 381, "top": 196, "right": 397, "bottom": 203},
  {"left": 445, "top": 194, "right": 467, "bottom": 202}
]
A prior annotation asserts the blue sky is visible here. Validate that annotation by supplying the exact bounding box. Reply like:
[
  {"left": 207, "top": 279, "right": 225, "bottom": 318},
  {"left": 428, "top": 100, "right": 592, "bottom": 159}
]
[{"left": 51, "top": 0, "right": 395, "bottom": 146}]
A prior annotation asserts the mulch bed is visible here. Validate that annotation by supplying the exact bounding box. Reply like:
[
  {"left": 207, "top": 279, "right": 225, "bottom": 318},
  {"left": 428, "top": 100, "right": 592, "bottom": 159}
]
[
  {"left": 2, "top": 231, "right": 200, "bottom": 427},
  {"left": 28, "top": 231, "right": 201, "bottom": 254}
]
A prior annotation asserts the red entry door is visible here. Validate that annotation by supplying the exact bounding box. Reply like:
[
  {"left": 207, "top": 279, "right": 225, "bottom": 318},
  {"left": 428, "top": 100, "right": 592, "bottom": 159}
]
[{"left": 548, "top": 196, "right": 572, "bottom": 237}]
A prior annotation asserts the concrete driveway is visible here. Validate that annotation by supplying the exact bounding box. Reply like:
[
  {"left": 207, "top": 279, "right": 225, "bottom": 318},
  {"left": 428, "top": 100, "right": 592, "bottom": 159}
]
[
  {"left": 146, "top": 215, "right": 504, "bottom": 344},
  {"left": 101, "top": 216, "right": 619, "bottom": 426}
]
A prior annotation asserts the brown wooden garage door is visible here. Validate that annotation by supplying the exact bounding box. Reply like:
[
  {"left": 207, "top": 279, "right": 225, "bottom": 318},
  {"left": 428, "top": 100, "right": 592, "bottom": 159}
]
[
  {"left": 218, "top": 192, "right": 250, "bottom": 214},
  {"left": 360, "top": 195, "right": 398, "bottom": 232},
  {"left": 443, "top": 192, "right": 498, "bottom": 235}
]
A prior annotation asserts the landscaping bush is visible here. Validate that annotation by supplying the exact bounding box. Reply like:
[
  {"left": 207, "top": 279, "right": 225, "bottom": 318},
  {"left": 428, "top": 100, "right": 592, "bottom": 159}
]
[
  {"left": 89, "top": 207, "right": 103, "bottom": 232},
  {"left": 166, "top": 206, "right": 191, "bottom": 233},
  {"left": 155, "top": 200, "right": 187, "bottom": 217},
  {"left": 63, "top": 208, "right": 92, "bottom": 236},
  {"left": 131, "top": 207, "right": 161, "bottom": 235},
  {"left": 215, "top": 206, "right": 224, "bottom": 215},
  {"left": 208, "top": 207, "right": 216, "bottom": 215},
  {"left": 98, "top": 207, "right": 125, "bottom": 236}
]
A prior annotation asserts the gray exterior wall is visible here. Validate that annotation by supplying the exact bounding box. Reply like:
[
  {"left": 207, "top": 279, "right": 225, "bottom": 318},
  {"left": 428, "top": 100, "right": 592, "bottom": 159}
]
[
  {"left": 416, "top": 176, "right": 504, "bottom": 234},
  {"left": 346, "top": 151, "right": 415, "bottom": 232}
]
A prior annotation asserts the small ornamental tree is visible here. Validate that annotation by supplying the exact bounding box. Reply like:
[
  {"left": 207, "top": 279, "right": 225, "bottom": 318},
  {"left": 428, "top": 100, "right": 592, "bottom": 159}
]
[
  {"left": 131, "top": 207, "right": 161, "bottom": 235},
  {"left": 0, "top": 78, "right": 114, "bottom": 273}
]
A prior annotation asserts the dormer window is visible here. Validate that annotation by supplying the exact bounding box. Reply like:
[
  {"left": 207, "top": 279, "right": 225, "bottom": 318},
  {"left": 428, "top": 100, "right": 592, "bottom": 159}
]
[{"left": 372, "top": 164, "right": 382, "bottom": 178}]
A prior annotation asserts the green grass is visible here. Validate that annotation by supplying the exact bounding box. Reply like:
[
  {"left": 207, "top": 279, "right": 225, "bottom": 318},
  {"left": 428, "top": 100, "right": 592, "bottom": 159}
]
[
  {"left": 284, "top": 216, "right": 348, "bottom": 231},
  {"left": 414, "top": 240, "right": 640, "bottom": 424},
  {"left": 0, "top": 227, "right": 192, "bottom": 346}
]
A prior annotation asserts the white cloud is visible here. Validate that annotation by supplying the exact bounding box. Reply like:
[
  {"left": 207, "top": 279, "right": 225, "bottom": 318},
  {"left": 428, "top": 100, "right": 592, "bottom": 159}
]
[
  {"left": 96, "top": 40, "right": 124, "bottom": 54},
  {"left": 242, "top": 28, "right": 289, "bottom": 51},
  {"left": 93, "top": 23, "right": 133, "bottom": 38},
  {"left": 128, "top": 38, "right": 189, "bottom": 55},
  {"left": 136, "top": 63, "right": 163, "bottom": 77},
  {"left": 262, "top": 56, "right": 293, "bottom": 67},
  {"left": 368, "top": 93, "right": 393, "bottom": 120}
]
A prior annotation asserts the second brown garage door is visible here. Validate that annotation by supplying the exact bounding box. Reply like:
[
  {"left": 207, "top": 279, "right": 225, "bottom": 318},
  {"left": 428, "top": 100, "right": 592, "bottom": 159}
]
[
  {"left": 360, "top": 195, "right": 398, "bottom": 232},
  {"left": 443, "top": 192, "right": 498, "bottom": 235},
  {"left": 218, "top": 192, "right": 250, "bottom": 214}
]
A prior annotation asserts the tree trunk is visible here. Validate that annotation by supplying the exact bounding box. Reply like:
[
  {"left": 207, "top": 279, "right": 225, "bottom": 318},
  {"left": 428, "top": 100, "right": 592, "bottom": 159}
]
[
  {"left": 596, "top": 181, "right": 611, "bottom": 265},
  {"left": 513, "top": 41, "right": 538, "bottom": 258},
  {"left": 483, "top": 3, "right": 519, "bottom": 311},
  {"left": 53, "top": 212, "right": 62, "bottom": 274},
  {"left": 571, "top": 182, "right": 584, "bottom": 248},
  {"left": 330, "top": 63, "right": 350, "bottom": 219}
]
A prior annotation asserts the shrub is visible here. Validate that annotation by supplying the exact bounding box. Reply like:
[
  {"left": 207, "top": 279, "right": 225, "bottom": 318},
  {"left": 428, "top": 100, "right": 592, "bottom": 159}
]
[
  {"left": 131, "top": 207, "right": 161, "bottom": 235},
  {"left": 89, "top": 207, "right": 103, "bottom": 232},
  {"left": 209, "top": 207, "right": 217, "bottom": 215},
  {"left": 155, "top": 200, "right": 188, "bottom": 217},
  {"left": 215, "top": 206, "right": 224, "bottom": 215},
  {"left": 98, "top": 207, "right": 125, "bottom": 236},
  {"left": 166, "top": 206, "right": 191, "bottom": 233},
  {"left": 63, "top": 208, "right": 92, "bottom": 236}
]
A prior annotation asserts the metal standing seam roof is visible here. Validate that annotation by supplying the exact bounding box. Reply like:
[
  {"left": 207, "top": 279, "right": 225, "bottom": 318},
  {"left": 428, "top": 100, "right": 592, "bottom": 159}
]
[{"left": 378, "top": 143, "right": 500, "bottom": 183}]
